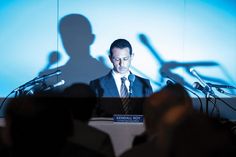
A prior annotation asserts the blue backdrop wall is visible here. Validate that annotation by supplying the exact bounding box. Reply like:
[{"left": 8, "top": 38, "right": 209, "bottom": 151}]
[{"left": 0, "top": 0, "right": 236, "bottom": 119}]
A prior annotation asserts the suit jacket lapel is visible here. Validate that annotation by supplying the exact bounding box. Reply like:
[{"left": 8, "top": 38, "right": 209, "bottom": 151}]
[
  {"left": 131, "top": 77, "right": 138, "bottom": 97},
  {"left": 130, "top": 75, "right": 145, "bottom": 97},
  {"left": 105, "top": 71, "right": 120, "bottom": 97}
]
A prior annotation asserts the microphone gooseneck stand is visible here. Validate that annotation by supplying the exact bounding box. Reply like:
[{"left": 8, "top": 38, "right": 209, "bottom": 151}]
[
  {"left": 0, "top": 70, "right": 62, "bottom": 111},
  {"left": 202, "top": 86, "right": 236, "bottom": 118},
  {"left": 185, "top": 86, "right": 204, "bottom": 113},
  {"left": 190, "top": 68, "right": 236, "bottom": 117},
  {"left": 207, "top": 82, "right": 236, "bottom": 115},
  {"left": 204, "top": 92, "right": 215, "bottom": 117}
]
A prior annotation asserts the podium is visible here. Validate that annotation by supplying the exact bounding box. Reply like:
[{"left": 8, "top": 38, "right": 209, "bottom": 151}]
[{"left": 89, "top": 117, "right": 145, "bottom": 156}]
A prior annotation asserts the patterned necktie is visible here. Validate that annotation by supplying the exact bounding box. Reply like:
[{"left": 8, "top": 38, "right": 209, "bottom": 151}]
[{"left": 120, "top": 77, "right": 130, "bottom": 114}]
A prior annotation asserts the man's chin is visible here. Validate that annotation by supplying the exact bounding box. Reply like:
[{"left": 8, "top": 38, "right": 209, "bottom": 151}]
[{"left": 118, "top": 70, "right": 128, "bottom": 74}]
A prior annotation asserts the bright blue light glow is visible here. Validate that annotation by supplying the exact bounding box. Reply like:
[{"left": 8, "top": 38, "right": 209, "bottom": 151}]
[{"left": 0, "top": 0, "right": 236, "bottom": 118}]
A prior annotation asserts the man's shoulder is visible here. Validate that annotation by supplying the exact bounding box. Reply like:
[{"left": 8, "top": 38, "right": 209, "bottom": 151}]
[
  {"left": 133, "top": 75, "right": 153, "bottom": 95},
  {"left": 90, "top": 75, "right": 106, "bottom": 82},
  {"left": 90, "top": 72, "right": 112, "bottom": 83},
  {"left": 134, "top": 75, "right": 151, "bottom": 82}
]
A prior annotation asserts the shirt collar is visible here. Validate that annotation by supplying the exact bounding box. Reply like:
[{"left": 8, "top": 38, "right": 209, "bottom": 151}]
[
  {"left": 111, "top": 70, "right": 131, "bottom": 96},
  {"left": 111, "top": 70, "right": 130, "bottom": 79}
]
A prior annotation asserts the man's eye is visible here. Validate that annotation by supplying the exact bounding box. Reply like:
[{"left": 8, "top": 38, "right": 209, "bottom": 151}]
[{"left": 123, "top": 57, "right": 129, "bottom": 61}]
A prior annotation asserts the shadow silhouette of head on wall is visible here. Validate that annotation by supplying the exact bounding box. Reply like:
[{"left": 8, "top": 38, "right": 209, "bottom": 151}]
[
  {"left": 39, "top": 14, "right": 109, "bottom": 90},
  {"left": 40, "top": 51, "right": 62, "bottom": 72}
]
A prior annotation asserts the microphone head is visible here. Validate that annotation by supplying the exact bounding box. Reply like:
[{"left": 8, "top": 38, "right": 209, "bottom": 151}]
[
  {"left": 189, "top": 68, "right": 195, "bottom": 73},
  {"left": 52, "top": 80, "right": 65, "bottom": 88},
  {"left": 55, "top": 70, "right": 62, "bottom": 75},
  {"left": 192, "top": 82, "right": 204, "bottom": 91},
  {"left": 189, "top": 68, "right": 197, "bottom": 75},
  {"left": 166, "top": 80, "right": 174, "bottom": 86},
  {"left": 128, "top": 74, "right": 135, "bottom": 83},
  {"left": 57, "top": 80, "right": 65, "bottom": 86}
]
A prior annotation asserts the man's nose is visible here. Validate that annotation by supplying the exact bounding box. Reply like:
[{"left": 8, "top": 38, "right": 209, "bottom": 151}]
[{"left": 120, "top": 59, "right": 124, "bottom": 66}]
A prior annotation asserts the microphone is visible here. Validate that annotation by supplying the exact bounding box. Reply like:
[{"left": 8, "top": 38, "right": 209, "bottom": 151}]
[
  {"left": 166, "top": 80, "right": 174, "bottom": 86},
  {"left": 14, "top": 70, "right": 62, "bottom": 92},
  {"left": 190, "top": 68, "right": 213, "bottom": 94},
  {"left": 206, "top": 83, "right": 236, "bottom": 89},
  {"left": 128, "top": 74, "right": 135, "bottom": 95},
  {"left": 44, "top": 80, "right": 65, "bottom": 91},
  {"left": 34, "top": 70, "right": 61, "bottom": 83},
  {"left": 193, "top": 82, "right": 214, "bottom": 96}
]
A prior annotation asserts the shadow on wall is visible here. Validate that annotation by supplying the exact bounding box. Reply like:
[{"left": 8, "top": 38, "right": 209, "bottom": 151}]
[
  {"left": 40, "top": 51, "right": 62, "bottom": 72},
  {"left": 136, "top": 33, "right": 235, "bottom": 94},
  {"left": 39, "top": 14, "right": 109, "bottom": 89}
]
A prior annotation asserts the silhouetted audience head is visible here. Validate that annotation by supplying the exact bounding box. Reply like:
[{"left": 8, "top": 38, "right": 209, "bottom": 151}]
[
  {"left": 143, "top": 83, "right": 193, "bottom": 137},
  {"left": 132, "top": 83, "right": 193, "bottom": 147},
  {"left": 3, "top": 91, "right": 73, "bottom": 157},
  {"left": 63, "top": 83, "right": 97, "bottom": 122},
  {"left": 129, "top": 83, "right": 235, "bottom": 157},
  {"left": 162, "top": 112, "right": 236, "bottom": 157},
  {"left": 63, "top": 83, "right": 114, "bottom": 157}
]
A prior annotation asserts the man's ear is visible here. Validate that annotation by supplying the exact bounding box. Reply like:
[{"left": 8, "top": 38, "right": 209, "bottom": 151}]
[
  {"left": 109, "top": 55, "right": 112, "bottom": 62},
  {"left": 131, "top": 53, "right": 134, "bottom": 60},
  {"left": 89, "top": 34, "right": 95, "bottom": 45}
]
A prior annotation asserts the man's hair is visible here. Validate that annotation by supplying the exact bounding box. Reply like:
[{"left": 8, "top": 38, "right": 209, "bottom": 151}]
[{"left": 109, "top": 39, "right": 132, "bottom": 56}]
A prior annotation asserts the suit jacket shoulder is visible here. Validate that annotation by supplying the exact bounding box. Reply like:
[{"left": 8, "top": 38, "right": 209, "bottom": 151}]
[
  {"left": 90, "top": 72, "right": 153, "bottom": 97},
  {"left": 89, "top": 72, "right": 153, "bottom": 116},
  {"left": 90, "top": 72, "right": 119, "bottom": 97},
  {"left": 131, "top": 75, "right": 153, "bottom": 97}
]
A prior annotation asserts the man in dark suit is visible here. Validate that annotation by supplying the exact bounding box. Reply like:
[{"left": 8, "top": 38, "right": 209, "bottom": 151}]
[{"left": 90, "top": 39, "right": 153, "bottom": 116}]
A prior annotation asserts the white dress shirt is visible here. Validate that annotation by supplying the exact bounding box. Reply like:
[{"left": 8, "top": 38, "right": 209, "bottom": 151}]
[{"left": 111, "top": 70, "right": 130, "bottom": 97}]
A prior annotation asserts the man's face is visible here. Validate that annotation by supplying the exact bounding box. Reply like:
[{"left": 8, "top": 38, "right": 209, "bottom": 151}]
[{"left": 109, "top": 47, "right": 133, "bottom": 74}]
